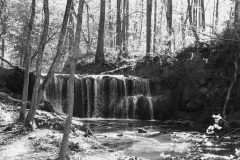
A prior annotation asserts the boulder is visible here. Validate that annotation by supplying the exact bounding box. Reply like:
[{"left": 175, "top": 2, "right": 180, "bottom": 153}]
[{"left": 138, "top": 128, "right": 148, "bottom": 133}]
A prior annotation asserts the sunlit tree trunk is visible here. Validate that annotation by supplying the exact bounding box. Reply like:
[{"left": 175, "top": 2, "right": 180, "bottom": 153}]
[
  {"left": 187, "top": 0, "right": 200, "bottom": 43},
  {"left": 68, "top": 6, "right": 74, "bottom": 56},
  {"left": 108, "top": 0, "right": 114, "bottom": 48},
  {"left": 58, "top": 0, "right": 84, "bottom": 159},
  {"left": 1, "top": 39, "right": 4, "bottom": 66},
  {"left": 235, "top": 0, "right": 240, "bottom": 27},
  {"left": 95, "top": 0, "right": 106, "bottom": 63},
  {"left": 122, "top": 0, "right": 126, "bottom": 52},
  {"left": 139, "top": 0, "right": 144, "bottom": 47},
  {"left": 215, "top": 0, "right": 219, "bottom": 31},
  {"left": 212, "top": 0, "right": 216, "bottom": 34},
  {"left": 0, "top": 0, "right": 6, "bottom": 66},
  {"left": 201, "top": 0, "right": 205, "bottom": 30},
  {"left": 181, "top": 0, "right": 188, "bottom": 47},
  {"left": 146, "top": 0, "right": 152, "bottom": 54},
  {"left": 193, "top": 0, "right": 196, "bottom": 26},
  {"left": 126, "top": 0, "right": 129, "bottom": 51},
  {"left": 120, "top": 0, "right": 129, "bottom": 53},
  {"left": 166, "top": 0, "right": 173, "bottom": 52},
  {"left": 20, "top": 24, "right": 28, "bottom": 67},
  {"left": 153, "top": 0, "right": 157, "bottom": 54},
  {"left": 25, "top": 0, "right": 73, "bottom": 127},
  {"left": 158, "top": 3, "right": 163, "bottom": 53},
  {"left": 116, "top": 0, "right": 121, "bottom": 50},
  {"left": 18, "top": 0, "right": 36, "bottom": 122},
  {"left": 25, "top": 0, "right": 49, "bottom": 128},
  {"left": 86, "top": 4, "right": 91, "bottom": 53}
]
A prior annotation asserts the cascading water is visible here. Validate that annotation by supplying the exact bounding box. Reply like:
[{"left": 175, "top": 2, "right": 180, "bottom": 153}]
[
  {"left": 45, "top": 74, "right": 154, "bottom": 120},
  {"left": 147, "top": 97, "right": 154, "bottom": 120}
]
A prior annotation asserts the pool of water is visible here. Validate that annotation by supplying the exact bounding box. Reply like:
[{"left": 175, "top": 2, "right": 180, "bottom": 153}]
[{"left": 79, "top": 119, "right": 239, "bottom": 160}]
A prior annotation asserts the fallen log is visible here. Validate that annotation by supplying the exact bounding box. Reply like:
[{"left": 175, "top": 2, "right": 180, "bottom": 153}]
[
  {"left": 0, "top": 91, "right": 59, "bottom": 114},
  {"left": 0, "top": 92, "right": 22, "bottom": 103},
  {"left": 0, "top": 91, "right": 56, "bottom": 109},
  {"left": 100, "top": 65, "right": 133, "bottom": 74},
  {"left": 0, "top": 91, "right": 31, "bottom": 107}
]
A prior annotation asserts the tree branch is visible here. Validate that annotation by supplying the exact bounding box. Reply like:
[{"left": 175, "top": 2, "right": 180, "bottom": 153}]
[{"left": 0, "top": 57, "right": 15, "bottom": 68}]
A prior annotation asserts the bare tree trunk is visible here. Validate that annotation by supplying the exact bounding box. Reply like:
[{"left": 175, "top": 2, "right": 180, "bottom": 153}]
[
  {"left": 116, "top": 0, "right": 122, "bottom": 50},
  {"left": 21, "top": 21, "right": 29, "bottom": 67},
  {"left": 95, "top": 0, "right": 106, "bottom": 63},
  {"left": 58, "top": 0, "right": 84, "bottom": 159},
  {"left": 0, "top": 0, "right": 6, "bottom": 66},
  {"left": 68, "top": 6, "right": 74, "bottom": 55},
  {"left": 193, "top": 0, "right": 197, "bottom": 27},
  {"left": 126, "top": 0, "right": 129, "bottom": 51},
  {"left": 25, "top": 0, "right": 73, "bottom": 127},
  {"left": 122, "top": 0, "right": 126, "bottom": 52},
  {"left": 18, "top": 0, "right": 36, "bottom": 122},
  {"left": 108, "top": 0, "right": 114, "bottom": 48},
  {"left": 166, "top": 0, "right": 173, "bottom": 52},
  {"left": 1, "top": 39, "right": 4, "bottom": 66},
  {"left": 86, "top": 4, "right": 91, "bottom": 53},
  {"left": 158, "top": 3, "right": 163, "bottom": 53},
  {"left": 139, "top": 0, "right": 144, "bottom": 47},
  {"left": 201, "top": 0, "right": 205, "bottom": 30},
  {"left": 187, "top": 0, "right": 200, "bottom": 43},
  {"left": 153, "top": 0, "right": 157, "bottom": 54},
  {"left": 215, "top": 0, "right": 219, "bottom": 31},
  {"left": 58, "top": 31, "right": 69, "bottom": 72},
  {"left": 181, "top": 0, "right": 189, "bottom": 48},
  {"left": 235, "top": 0, "right": 240, "bottom": 27},
  {"left": 146, "top": 0, "right": 152, "bottom": 54},
  {"left": 212, "top": 0, "right": 215, "bottom": 34},
  {"left": 24, "top": 0, "right": 49, "bottom": 128}
]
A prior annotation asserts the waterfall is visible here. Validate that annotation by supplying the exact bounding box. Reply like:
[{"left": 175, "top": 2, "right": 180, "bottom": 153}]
[
  {"left": 109, "top": 78, "right": 118, "bottom": 118},
  {"left": 86, "top": 78, "right": 91, "bottom": 118},
  {"left": 45, "top": 75, "right": 66, "bottom": 114},
  {"left": 147, "top": 97, "right": 154, "bottom": 120},
  {"left": 45, "top": 74, "right": 155, "bottom": 120},
  {"left": 93, "top": 77, "right": 99, "bottom": 117},
  {"left": 55, "top": 76, "right": 63, "bottom": 113},
  {"left": 132, "top": 95, "right": 141, "bottom": 119},
  {"left": 123, "top": 78, "right": 129, "bottom": 118}
]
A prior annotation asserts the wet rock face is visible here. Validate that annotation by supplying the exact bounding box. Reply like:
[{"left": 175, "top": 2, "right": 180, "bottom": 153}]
[
  {"left": 152, "top": 95, "right": 175, "bottom": 120},
  {"left": 5, "top": 67, "right": 35, "bottom": 100},
  {"left": 135, "top": 96, "right": 151, "bottom": 120}
]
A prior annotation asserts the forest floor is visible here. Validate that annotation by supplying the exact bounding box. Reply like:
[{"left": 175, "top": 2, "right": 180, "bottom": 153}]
[{"left": 0, "top": 102, "right": 143, "bottom": 160}]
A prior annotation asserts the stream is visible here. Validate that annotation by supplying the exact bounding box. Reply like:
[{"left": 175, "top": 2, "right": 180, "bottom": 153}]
[{"left": 79, "top": 119, "right": 239, "bottom": 160}]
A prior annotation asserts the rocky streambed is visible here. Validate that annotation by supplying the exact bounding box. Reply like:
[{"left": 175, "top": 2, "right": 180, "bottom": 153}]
[
  {"left": 1, "top": 103, "right": 240, "bottom": 160},
  {"left": 80, "top": 119, "right": 240, "bottom": 160}
]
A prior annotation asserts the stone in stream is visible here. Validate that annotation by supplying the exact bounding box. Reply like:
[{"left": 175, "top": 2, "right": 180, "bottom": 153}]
[
  {"left": 138, "top": 128, "right": 148, "bottom": 133},
  {"left": 117, "top": 132, "right": 124, "bottom": 136},
  {"left": 84, "top": 128, "right": 93, "bottom": 137}
]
